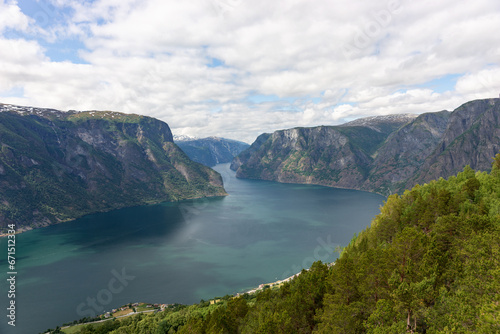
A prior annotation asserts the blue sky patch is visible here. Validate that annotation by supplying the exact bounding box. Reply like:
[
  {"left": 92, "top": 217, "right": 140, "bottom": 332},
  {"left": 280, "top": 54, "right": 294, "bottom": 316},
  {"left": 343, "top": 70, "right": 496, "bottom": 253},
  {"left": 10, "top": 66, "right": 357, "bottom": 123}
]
[
  {"left": 207, "top": 57, "right": 225, "bottom": 68},
  {"left": 17, "top": 0, "right": 71, "bottom": 29},
  {"left": 41, "top": 39, "right": 89, "bottom": 63},
  {"left": 0, "top": 87, "right": 25, "bottom": 98},
  {"left": 419, "top": 74, "right": 463, "bottom": 93},
  {"left": 15, "top": 0, "right": 89, "bottom": 63}
]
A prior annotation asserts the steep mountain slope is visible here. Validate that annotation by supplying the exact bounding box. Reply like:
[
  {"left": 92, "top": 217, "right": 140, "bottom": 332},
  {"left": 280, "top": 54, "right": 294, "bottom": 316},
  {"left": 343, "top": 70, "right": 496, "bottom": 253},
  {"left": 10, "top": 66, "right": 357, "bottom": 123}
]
[
  {"left": 232, "top": 98, "right": 500, "bottom": 195},
  {"left": 230, "top": 132, "right": 271, "bottom": 171},
  {"left": 410, "top": 98, "right": 500, "bottom": 187},
  {"left": 365, "top": 110, "right": 451, "bottom": 194},
  {"left": 175, "top": 136, "right": 249, "bottom": 167},
  {"left": 0, "top": 104, "right": 226, "bottom": 230},
  {"left": 231, "top": 114, "right": 416, "bottom": 190}
]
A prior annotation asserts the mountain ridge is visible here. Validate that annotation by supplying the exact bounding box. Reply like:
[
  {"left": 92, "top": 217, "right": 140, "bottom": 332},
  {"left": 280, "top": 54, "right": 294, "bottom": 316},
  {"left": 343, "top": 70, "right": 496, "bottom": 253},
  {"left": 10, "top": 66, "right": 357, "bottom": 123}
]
[
  {"left": 0, "top": 103, "right": 227, "bottom": 231},
  {"left": 232, "top": 98, "right": 500, "bottom": 195}
]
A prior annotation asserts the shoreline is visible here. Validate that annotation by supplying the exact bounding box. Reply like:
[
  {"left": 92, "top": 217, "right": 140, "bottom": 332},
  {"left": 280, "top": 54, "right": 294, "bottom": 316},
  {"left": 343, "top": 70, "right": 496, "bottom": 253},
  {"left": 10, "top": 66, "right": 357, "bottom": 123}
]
[
  {"left": 239, "top": 262, "right": 335, "bottom": 296},
  {"left": 0, "top": 225, "right": 36, "bottom": 238},
  {"left": 239, "top": 273, "right": 302, "bottom": 296},
  {"left": 58, "top": 272, "right": 307, "bottom": 332},
  {"left": 0, "top": 193, "right": 227, "bottom": 238},
  {"left": 45, "top": 264, "right": 335, "bottom": 332},
  {"left": 232, "top": 174, "right": 389, "bottom": 197}
]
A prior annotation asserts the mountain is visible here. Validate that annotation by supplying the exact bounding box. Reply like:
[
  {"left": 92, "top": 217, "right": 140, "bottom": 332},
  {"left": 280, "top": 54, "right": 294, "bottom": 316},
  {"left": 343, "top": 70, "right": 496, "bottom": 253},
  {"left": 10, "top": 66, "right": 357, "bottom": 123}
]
[
  {"left": 231, "top": 114, "right": 417, "bottom": 192},
  {"left": 365, "top": 110, "right": 451, "bottom": 194},
  {"left": 232, "top": 98, "right": 500, "bottom": 195},
  {"left": 0, "top": 104, "right": 227, "bottom": 231},
  {"left": 173, "top": 134, "right": 199, "bottom": 141},
  {"left": 175, "top": 136, "right": 249, "bottom": 167},
  {"left": 409, "top": 99, "right": 500, "bottom": 186}
]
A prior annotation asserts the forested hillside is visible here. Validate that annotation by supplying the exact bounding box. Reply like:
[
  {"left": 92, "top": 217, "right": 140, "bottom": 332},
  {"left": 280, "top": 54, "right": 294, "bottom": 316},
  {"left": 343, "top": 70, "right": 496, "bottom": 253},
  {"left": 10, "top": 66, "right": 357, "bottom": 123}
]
[{"left": 63, "top": 156, "right": 500, "bottom": 333}]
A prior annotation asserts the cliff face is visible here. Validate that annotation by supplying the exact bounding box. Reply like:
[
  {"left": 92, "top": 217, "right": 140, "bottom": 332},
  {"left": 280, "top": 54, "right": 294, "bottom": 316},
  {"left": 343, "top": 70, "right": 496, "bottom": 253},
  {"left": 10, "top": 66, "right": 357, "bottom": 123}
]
[
  {"left": 232, "top": 98, "right": 500, "bottom": 195},
  {"left": 365, "top": 110, "right": 451, "bottom": 194},
  {"left": 175, "top": 137, "right": 249, "bottom": 167},
  {"left": 230, "top": 133, "right": 271, "bottom": 172},
  {"left": 0, "top": 104, "right": 226, "bottom": 229},
  {"left": 410, "top": 99, "right": 500, "bottom": 187},
  {"left": 232, "top": 115, "right": 416, "bottom": 189}
]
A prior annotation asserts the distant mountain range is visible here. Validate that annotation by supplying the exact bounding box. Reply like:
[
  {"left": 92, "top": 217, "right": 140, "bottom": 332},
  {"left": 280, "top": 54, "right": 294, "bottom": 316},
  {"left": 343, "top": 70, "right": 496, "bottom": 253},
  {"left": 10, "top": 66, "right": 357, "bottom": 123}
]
[
  {"left": 175, "top": 136, "right": 249, "bottom": 167},
  {"left": 231, "top": 98, "right": 500, "bottom": 195},
  {"left": 0, "top": 104, "right": 226, "bottom": 230}
]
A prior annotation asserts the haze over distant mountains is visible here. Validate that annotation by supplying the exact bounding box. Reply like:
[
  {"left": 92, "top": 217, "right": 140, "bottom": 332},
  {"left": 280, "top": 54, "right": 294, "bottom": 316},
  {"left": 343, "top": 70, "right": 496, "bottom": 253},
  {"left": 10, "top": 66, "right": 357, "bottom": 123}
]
[
  {"left": 174, "top": 136, "right": 249, "bottom": 167},
  {"left": 232, "top": 98, "right": 500, "bottom": 196}
]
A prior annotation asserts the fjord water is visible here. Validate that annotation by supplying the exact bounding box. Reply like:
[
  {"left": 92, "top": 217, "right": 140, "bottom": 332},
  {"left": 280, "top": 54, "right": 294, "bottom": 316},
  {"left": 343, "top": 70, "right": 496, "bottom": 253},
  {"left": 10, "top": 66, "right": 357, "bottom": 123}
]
[{"left": 0, "top": 164, "right": 384, "bottom": 333}]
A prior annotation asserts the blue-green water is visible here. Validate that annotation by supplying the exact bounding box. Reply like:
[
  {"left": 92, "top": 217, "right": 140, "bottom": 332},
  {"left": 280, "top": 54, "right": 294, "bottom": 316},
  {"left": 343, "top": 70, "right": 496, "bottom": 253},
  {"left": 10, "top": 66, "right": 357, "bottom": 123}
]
[{"left": 0, "top": 164, "right": 385, "bottom": 333}]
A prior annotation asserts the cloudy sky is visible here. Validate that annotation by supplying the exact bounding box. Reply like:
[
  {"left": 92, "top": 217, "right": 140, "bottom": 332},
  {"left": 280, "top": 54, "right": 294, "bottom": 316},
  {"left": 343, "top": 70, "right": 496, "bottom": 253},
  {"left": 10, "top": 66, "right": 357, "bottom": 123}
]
[{"left": 1, "top": 0, "right": 499, "bottom": 143}]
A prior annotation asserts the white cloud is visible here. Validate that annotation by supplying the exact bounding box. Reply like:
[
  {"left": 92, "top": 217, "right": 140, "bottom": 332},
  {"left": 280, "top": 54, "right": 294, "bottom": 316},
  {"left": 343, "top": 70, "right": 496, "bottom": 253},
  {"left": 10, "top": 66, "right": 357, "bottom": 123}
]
[
  {"left": 0, "top": 0, "right": 499, "bottom": 143},
  {"left": 0, "top": 0, "right": 31, "bottom": 33},
  {"left": 455, "top": 67, "right": 500, "bottom": 100}
]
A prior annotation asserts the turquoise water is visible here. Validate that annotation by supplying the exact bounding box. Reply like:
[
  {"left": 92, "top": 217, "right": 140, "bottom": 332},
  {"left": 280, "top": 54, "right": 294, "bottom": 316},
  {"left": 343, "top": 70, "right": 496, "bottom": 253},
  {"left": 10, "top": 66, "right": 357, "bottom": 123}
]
[{"left": 0, "top": 164, "right": 385, "bottom": 333}]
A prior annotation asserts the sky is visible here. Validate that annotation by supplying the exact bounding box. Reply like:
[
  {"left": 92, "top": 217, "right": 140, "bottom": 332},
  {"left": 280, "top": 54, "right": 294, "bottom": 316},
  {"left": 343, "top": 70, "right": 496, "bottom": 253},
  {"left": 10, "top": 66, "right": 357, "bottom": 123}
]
[{"left": 1, "top": 0, "right": 500, "bottom": 143}]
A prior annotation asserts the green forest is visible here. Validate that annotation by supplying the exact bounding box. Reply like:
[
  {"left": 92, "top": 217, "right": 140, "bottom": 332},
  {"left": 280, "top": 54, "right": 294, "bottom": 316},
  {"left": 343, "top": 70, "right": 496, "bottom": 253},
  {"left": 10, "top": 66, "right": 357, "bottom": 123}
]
[{"left": 62, "top": 156, "right": 500, "bottom": 333}]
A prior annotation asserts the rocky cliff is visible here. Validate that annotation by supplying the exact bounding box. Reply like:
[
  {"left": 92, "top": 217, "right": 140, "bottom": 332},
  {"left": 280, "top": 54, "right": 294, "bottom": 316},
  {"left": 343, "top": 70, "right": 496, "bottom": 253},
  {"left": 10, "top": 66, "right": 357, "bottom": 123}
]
[
  {"left": 232, "top": 98, "right": 500, "bottom": 195},
  {"left": 231, "top": 114, "right": 416, "bottom": 190},
  {"left": 365, "top": 110, "right": 451, "bottom": 194},
  {"left": 410, "top": 99, "right": 500, "bottom": 187},
  {"left": 0, "top": 104, "right": 227, "bottom": 230},
  {"left": 175, "top": 137, "right": 249, "bottom": 167}
]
